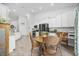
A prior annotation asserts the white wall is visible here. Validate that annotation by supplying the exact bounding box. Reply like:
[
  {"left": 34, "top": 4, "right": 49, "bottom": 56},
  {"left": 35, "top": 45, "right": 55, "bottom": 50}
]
[
  {"left": 8, "top": 11, "right": 34, "bottom": 35},
  {"left": 28, "top": 14, "right": 35, "bottom": 31},
  {"left": 8, "top": 8, "right": 19, "bottom": 32},
  {"left": 18, "top": 13, "right": 34, "bottom": 35},
  {"left": 9, "top": 20, "right": 19, "bottom": 31}
]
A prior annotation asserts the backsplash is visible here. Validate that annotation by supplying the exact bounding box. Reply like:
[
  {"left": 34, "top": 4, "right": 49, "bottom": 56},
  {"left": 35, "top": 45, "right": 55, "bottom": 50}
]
[{"left": 49, "top": 27, "right": 74, "bottom": 32}]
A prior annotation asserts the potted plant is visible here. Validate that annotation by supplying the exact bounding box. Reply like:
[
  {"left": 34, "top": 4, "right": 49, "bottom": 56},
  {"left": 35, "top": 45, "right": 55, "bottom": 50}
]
[
  {"left": 0, "top": 17, "right": 6, "bottom": 23},
  {"left": 53, "top": 29, "right": 57, "bottom": 33}
]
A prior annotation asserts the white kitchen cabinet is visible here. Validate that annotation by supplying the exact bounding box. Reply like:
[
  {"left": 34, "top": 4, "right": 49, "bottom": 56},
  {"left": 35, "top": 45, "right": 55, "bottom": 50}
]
[
  {"left": 67, "top": 10, "right": 75, "bottom": 27},
  {"left": 51, "top": 18, "right": 57, "bottom": 27},
  {"left": 56, "top": 15, "right": 62, "bottom": 27},
  {"left": 61, "top": 13, "right": 68, "bottom": 27},
  {"left": 61, "top": 10, "right": 75, "bottom": 27},
  {"left": 49, "top": 15, "right": 61, "bottom": 27},
  {"left": 49, "top": 18, "right": 57, "bottom": 27},
  {"left": 38, "top": 9, "right": 75, "bottom": 28},
  {"left": 50, "top": 10, "right": 75, "bottom": 28},
  {"left": 68, "top": 32, "right": 75, "bottom": 47},
  {"left": 0, "top": 4, "right": 9, "bottom": 19}
]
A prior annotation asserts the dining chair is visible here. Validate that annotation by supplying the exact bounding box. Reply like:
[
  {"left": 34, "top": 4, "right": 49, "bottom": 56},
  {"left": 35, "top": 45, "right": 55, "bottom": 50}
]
[
  {"left": 57, "top": 32, "right": 68, "bottom": 45},
  {"left": 43, "top": 36, "right": 62, "bottom": 56},
  {"left": 29, "top": 33, "right": 40, "bottom": 56}
]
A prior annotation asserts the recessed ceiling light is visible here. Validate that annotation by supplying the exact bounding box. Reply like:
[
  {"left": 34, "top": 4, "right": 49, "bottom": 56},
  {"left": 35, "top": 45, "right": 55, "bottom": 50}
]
[
  {"left": 39, "top": 7, "right": 42, "bottom": 10},
  {"left": 13, "top": 9, "right": 16, "bottom": 12},
  {"left": 31, "top": 9, "right": 34, "bottom": 12},
  {"left": 50, "top": 3, "right": 54, "bottom": 6}
]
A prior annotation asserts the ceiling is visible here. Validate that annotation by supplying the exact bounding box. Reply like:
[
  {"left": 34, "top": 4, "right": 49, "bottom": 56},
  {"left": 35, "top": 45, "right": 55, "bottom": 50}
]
[{"left": 2, "top": 3, "right": 79, "bottom": 16}]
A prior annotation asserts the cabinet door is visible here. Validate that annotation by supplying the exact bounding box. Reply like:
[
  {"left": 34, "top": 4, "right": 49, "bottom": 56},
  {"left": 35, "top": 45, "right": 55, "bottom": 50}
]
[
  {"left": 61, "top": 13, "right": 68, "bottom": 27},
  {"left": 67, "top": 10, "right": 75, "bottom": 27},
  {"left": 49, "top": 18, "right": 57, "bottom": 27},
  {"left": 52, "top": 18, "right": 57, "bottom": 27},
  {"left": 56, "top": 15, "right": 62, "bottom": 27},
  {"left": 0, "top": 4, "right": 9, "bottom": 19},
  {"left": 61, "top": 10, "right": 75, "bottom": 27}
]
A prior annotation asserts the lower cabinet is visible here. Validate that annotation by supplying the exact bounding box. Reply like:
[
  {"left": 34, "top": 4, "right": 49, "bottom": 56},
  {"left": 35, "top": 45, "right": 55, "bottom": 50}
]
[{"left": 68, "top": 39, "right": 74, "bottom": 47}]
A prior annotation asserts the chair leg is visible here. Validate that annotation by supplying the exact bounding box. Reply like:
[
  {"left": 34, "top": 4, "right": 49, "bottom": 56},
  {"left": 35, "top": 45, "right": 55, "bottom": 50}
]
[
  {"left": 59, "top": 44, "right": 62, "bottom": 56},
  {"left": 57, "top": 44, "right": 62, "bottom": 56},
  {"left": 31, "top": 47, "right": 33, "bottom": 56}
]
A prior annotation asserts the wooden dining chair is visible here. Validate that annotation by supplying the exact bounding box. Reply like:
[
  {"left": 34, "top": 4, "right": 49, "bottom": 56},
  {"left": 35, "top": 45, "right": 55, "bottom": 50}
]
[
  {"left": 43, "top": 36, "right": 62, "bottom": 56},
  {"left": 29, "top": 33, "right": 40, "bottom": 56},
  {"left": 61, "top": 32, "right": 68, "bottom": 45},
  {"left": 57, "top": 32, "right": 68, "bottom": 45}
]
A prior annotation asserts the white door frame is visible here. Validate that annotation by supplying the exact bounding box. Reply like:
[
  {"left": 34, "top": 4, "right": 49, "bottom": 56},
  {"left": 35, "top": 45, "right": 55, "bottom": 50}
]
[{"left": 75, "top": 7, "right": 79, "bottom": 56}]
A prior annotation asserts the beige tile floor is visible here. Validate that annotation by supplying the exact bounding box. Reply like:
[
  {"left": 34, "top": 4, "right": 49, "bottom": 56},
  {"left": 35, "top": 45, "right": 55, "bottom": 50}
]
[{"left": 10, "top": 36, "right": 74, "bottom": 56}]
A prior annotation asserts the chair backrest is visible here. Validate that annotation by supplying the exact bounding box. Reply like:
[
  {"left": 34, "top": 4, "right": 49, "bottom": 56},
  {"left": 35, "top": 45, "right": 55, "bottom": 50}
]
[
  {"left": 29, "top": 33, "right": 40, "bottom": 48},
  {"left": 46, "top": 36, "right": 60, "bottom": 46},
  {"left": 62, "top": 32, "right": 68, "bottom": 39},
  {"left": 43, "top": 36, "right": 60, "bottom": 55},
  {"left": 56, "top": 32, "right": 62, "bottom": 41},
  {"left": 56, "top": 32, "right": 68, "bottom": 41}
]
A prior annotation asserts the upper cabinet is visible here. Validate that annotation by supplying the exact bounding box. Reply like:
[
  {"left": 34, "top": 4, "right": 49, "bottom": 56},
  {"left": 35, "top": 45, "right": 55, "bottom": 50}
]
[
  {"left": 49, "top": 10, "right": 75, "bottom": 28},
  {"left": 67, "top": 10, "right": 75, "bottom": 27},
  {"left": 61, "top": 10, "right": 75, "bottom": 27},
  {"left": 0, "top": 4, "right": 9, "bottom": 19},
  {"left": 35, "top": 8, "right": 76, "bottom": 28},
  {"left": 49, "top": 18, "right": 57, "bottom": 27},
  {"left": 56, "top": 15, "right": 62, "bottom": 27},
  {"left": 61, "top": 13, "right": 68, "bottom": 27},
  {"left": 49, "top": 15, "right": 62, "bottom": 28}
]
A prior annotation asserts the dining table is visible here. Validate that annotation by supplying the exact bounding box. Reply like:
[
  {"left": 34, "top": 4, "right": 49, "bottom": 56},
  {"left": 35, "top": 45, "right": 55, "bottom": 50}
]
[{"left": 35, "top": 35, "right": 48, "bottom": 56}]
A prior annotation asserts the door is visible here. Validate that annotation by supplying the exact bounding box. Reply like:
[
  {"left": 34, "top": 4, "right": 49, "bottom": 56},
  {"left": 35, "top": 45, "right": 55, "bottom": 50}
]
[
  {"left": 0, "top": 24, "right": 10, "bottom": 56},
  {"left": 19, "top": 16, "right": 27, "bottom": 35}
]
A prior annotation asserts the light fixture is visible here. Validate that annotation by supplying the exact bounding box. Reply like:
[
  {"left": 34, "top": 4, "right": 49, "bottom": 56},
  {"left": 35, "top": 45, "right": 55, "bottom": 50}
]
[
  {"left": 13, "top": 9, "right": 16, "bottom": 12},
  {"left": 39, "top": 7, "right": 42, "bottom": 10},
  {"left": 31, "top": 9, "right": 34, "bottom": 12},
  {"left": 50, "top": 3, "right": 54, "bottom": 6}
]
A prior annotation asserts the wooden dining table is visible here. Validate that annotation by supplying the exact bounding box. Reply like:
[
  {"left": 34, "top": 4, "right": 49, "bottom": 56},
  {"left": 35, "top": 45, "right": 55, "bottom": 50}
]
[{"left": 35, "top": 35, "right": 48, "bottom": 56}]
